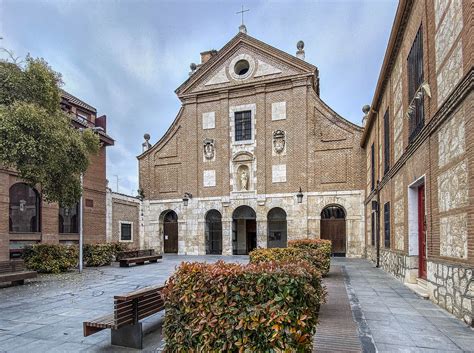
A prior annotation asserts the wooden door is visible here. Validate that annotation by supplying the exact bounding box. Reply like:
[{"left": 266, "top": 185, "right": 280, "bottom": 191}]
[
  {"left": 164, "top": 221, "right": 178, "bottom": 253},
  {"left": 246, "top": 220, "right": 257, "bottom": 254},
  {"left": 418, "top": 184, "right": 427, "bottom": 279},
  {"left": 209, "top": 220, "right": 222, "bottom": 254},
  {"left": 321, "top": 219, "right": 346, "bottom": 254}
]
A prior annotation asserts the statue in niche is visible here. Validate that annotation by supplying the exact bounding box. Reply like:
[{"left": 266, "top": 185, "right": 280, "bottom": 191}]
[
  {"left": 273, "top": 130, "right": 286, "bottom": 154},
  {"left": 240, "top": 167, "right": 249, "bottom": 191},
  {"left": 203, "top": 138, "right": 215, "bottom": 160}
]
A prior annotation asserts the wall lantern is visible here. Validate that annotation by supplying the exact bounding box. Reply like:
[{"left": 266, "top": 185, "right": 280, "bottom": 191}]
[
  {"left": 296, "top": 187, "right": 304, "bottom": 204},
  {"left": 371, "top": 200, "right": 379, "bottom": 212},
  {"left": 183, "top": 192, "right": 193, "bottom": 206}
]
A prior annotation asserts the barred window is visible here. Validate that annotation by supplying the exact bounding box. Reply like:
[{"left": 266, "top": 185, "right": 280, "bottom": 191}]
[
  {"left": 408, "top": 26, "right": 424, "bottom": 142},
  {"left": 384, "top": 109, "right": 390, "bottom": 175},
  {"left": 384, "top": 202, "right": 391, "bottom": 248},
  {"left": 371, "top": 143, "right": 375, "bottom": 191},
  {"left": 120, "top": 222, "right": 132, "bottom": 241},
  {"left": 59, "top": 203, "right": 79, "bottom": 234},
  {"left": 235, "top": 111, "right": 252, "bottom": 141}
]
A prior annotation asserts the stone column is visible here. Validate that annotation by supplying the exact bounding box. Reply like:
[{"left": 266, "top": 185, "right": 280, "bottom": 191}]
[
  {"left": 178, "top": 219, "right": 186, "bottom": 255},
  {"left": 221, "top": 217, "right": 232, "bottom": 255}
]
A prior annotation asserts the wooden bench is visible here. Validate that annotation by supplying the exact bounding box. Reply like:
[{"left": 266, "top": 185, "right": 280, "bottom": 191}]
[
  {"left": 0, "top": 261, "right": 37, "bottom": 285},
  {"left": 116, "top": 249, "right": 162, "bottom": 267},
  {"left": 83, "top": 284, "right": 165, "bottom": 349}
]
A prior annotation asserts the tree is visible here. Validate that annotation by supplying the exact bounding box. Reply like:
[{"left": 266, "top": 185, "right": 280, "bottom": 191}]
[{"left": 0, "top": 51, "right": 100, "bottom": 206}]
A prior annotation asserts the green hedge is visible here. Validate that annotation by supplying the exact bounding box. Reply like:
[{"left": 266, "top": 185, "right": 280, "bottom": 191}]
[
  {"left": 250, "top": 245, "right": 331, "bottom": 277},
  {"left": 23, "top": 242, "right": 129, "bottom": 273},
  {"left": 83, "top": 243, "right": 128, "bottom": 267},
  {"left": 288, "top": 239, "right": 332, "bottom": 276},
  {"left": 163, "top": 261, "right": 325, "bottom": 352},
  {"left": 23, "top": 244, "right": 78, "bottom": 274}
]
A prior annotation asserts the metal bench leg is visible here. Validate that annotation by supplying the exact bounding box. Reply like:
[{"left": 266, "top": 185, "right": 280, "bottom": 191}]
[{"left": 111, "top": 322, "right": 143, "bottom": 349}]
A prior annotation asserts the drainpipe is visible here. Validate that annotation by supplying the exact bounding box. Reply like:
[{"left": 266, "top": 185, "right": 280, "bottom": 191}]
[{"left": 376, "top": 180, "right": 381, "bottom": 268}]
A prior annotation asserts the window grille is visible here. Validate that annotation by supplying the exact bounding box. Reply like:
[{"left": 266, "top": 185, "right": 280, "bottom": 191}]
[
  {"left": 384, "top": 109, "right": 390, "bottom": 174},
  {"left": 384, "top": 202, "right": 391, "bottom": 248},
  {"left": 371, "top": 143, "right": 375, "bottom": 191},
  {"left": 120, "top": 223, "right": 132, "bottom": 241},
  {"left": 235, "top": 111, "right": 252, "bottom": 141},
  {"left": 408, "top": 27, "right": 424, "bottom": 142}
]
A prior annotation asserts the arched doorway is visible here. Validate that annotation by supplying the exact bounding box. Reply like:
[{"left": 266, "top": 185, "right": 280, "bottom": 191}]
[
  {"left": 205, "top": 210, "right": 222, "bottom": 255},
  {"left": 163, "top": 210, "right": 178, "bottom": 253},
  {"left": 9, "top": 183, "right": 41, "bottom": 233},
  {"left": 321, "top": 205, "right": 346, "bottom": 256},
  {"left": 267, "top": 208, "right": 287, "bottom": 248},
  {"left": 232, "top": 206, "right": 256, "bottom": 255}
]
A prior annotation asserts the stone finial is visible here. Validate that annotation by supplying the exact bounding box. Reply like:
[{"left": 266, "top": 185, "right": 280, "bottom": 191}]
[
  {"left": 142, "top": 133, "right": 151, "bottom": 152},
  {"left": 296, "top": 40, "right": 305, "bottom": 60},
  {"left": 362, "top": 105, "right": 371, "bottom": 127},
  {"left": 239, "top": 24, "right": 247, "bottom": 34}
]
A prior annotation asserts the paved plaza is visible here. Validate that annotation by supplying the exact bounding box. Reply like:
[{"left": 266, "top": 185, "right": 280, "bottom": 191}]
[{"left": 0, "top": 256, "right": 473, "bottom": 352}]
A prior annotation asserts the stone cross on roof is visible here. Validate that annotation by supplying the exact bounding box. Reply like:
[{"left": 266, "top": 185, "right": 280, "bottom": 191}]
[{"left": 236, "top": 5, "right": 249, "bottom": 33}]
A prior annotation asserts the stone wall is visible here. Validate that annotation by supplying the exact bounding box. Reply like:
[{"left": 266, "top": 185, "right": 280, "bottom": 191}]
[
  {"left": 106, "top": 190, "right": 141, "bottom": 249},
  {"left": 379, "top": 248, "right": 415, "bottom": 282},
  {"left": 142, "top": 190, "right": 365, "bottom": 257},
  {"left": 427, "top": 260, "right": 473, "bottom": 326}
]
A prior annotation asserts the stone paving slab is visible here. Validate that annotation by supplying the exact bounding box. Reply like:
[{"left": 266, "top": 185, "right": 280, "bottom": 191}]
[
  {"left": 1, "top": 256, "right": 473, "bottom": 352},
  {"left": 0, "top": 255, "right": 247, "bottom": 352},
  {"left": 313, "top": 265, "right": 362, "bottom": 352},
  {"left": 338, "top": 258, "right": 474, "bottom": 353}
]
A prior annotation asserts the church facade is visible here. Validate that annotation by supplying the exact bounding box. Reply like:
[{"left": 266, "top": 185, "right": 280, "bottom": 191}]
[{"left": 138, "top": 29, "right": 366, "bottom": 257}]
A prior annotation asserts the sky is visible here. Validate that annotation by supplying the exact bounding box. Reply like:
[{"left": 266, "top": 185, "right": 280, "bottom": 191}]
[{"left": 1, "top": 0, "right": 398, "bottom": 195}]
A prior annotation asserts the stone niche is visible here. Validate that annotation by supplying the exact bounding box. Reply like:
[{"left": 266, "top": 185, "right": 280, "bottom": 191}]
[{"left": 232, "top": 152, "right": 255, "bottom": 192}]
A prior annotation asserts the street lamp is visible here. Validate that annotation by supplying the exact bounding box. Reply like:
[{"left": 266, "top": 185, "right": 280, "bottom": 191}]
[
  {"left": 182, "top": 192, "right": 192, "bottom": 206},
  {"left": 296, "top": 187, "right": 303, "bottom": 203}
]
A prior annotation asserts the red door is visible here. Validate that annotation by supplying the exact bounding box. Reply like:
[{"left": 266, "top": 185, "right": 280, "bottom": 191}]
[{"left": 418, "top": 185, "right": 427, "bottom": 279}]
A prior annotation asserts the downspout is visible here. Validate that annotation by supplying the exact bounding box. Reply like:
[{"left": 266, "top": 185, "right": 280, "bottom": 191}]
[{"left": 376, "top": 180, "right": 381, "bottom": 268}]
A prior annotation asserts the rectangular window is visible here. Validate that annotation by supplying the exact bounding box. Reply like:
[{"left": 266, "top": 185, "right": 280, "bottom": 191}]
[
  {"left": 384, "top": 109, "right": 390, "bottom": 174},
  {"left": 371, "top": 213, "right": 375, "bottom": 246},
  {"left": 407, "top": 26, "right": 424, "bottom": 142},
  {"left": 76, "top": 110, "right": 90, "bottom": 124},
  {"left": 371, "top": 143, "right": 375, "bottom": 191},
  {"left": 120, "top": 222, "right": 132, "bottom": 242},
  {"left": 234, "top": 111, "right": 252, "bottom": 141},
  {"left": 384, "top": 202, "right": 391, "bottom": 248}
]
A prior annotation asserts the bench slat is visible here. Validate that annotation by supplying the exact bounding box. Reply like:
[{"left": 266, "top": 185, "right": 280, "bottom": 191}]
[
  {"left": 114, "top": 285, "right": 165, "bottom": 301},
  {"left": 0, "top": 271, "right": 37, "bottom": 283},
  {"left": 83, "top": 285, "right": 165, "bottom": 337}
]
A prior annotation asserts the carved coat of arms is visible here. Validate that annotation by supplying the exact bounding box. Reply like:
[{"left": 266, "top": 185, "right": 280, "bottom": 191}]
[
  {"left": 203, "top": 138, "right": 215, "bottom": 160},
  {"left": 273, "top": 130, "right": 286, "bottom": 154}
]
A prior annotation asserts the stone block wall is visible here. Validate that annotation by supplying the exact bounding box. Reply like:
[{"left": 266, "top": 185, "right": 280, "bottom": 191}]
[
  {"left": 427, "top": 260, "right": 473, "bottom": 326},
  {"left": 142, "top": 190, "right": 365, "bottom": 257}
]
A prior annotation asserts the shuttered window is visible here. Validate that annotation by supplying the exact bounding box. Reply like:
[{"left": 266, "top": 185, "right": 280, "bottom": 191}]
[
  {"left": 384, "top": 202, "right": 391, "bottom": 248},
  {"left": 235, "top": 111, "right": 252, "bottom": 141},
  {"left": 384, "top": 110, "right": 390, "bottom": 175},
  {"left": 408, "top": 26, "right": 424, "bottom": 142},
  {"left": 371, "top": 143, "right": 375, "bottom": 191}
]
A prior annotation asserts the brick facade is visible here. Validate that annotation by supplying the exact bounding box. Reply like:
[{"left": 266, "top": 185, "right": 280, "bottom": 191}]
[
  {"left": 138, "top": 32, "right": 366, "bottom": 257},
  {"left": 106, "top": 189, "right": 141, "bottom": 249},
  {"left": 362, "top": 0, "right": 473, "bottom": 325},
  {"left": 0, "top": 92, "right": 114, "bottom": 261}
]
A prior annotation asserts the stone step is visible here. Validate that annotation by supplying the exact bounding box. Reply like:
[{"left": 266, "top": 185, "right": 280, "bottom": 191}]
[
  {"left": 406, "top": 282, "right": 429, "bottom": 299},
  {"left": 417, "top": 278, "right": 428, "bottom": 290}
]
